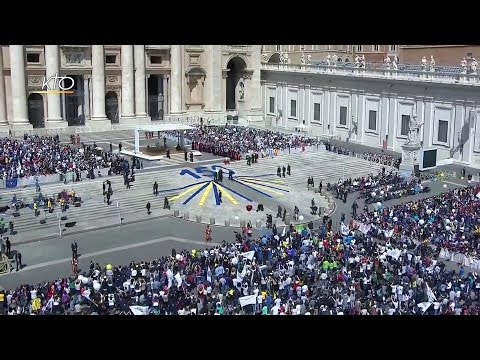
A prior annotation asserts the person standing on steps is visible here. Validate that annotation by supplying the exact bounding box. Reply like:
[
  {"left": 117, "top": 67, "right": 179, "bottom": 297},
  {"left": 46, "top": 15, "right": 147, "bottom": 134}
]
[
  {"left": 287, "top": 164, "right": 291, "bottom": 176},
  {"left": 166, "top": 149, "right": 171, "bottom": 159},
  {"left": 164, "top": 197, "right": 170, "bottom": 210},
  {"left": 218, "top": 190, "right": 222, "bottom": 204},
  {"left": 282, "top": 166, "right": 286, "bottom": 177},
  {"left": 118, "top": 142, "right": 122, "bottom": 152},
  {"left": 153, "top": 181, "right": 159, "bottom": 196},
  {"left": 146, "top": 202, "right": 151, "bottom": 215},
  {"left": 184, "top": 151, "right": 188, "bottom": 162},
  {"left": 15, "top": 251, "right": 22, "bottom": 271},
  {"left": 5, "top": 237, "right": 11, "bottom": 257}
]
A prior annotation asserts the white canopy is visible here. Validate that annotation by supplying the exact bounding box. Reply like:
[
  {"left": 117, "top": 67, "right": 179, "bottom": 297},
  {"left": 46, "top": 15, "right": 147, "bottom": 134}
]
[{"left": 295, "top": 123, "right": 309, "bottom": 132}]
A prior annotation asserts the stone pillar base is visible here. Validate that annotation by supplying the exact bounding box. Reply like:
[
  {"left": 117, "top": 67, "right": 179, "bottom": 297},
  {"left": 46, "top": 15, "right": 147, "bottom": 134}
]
[
  {"left": 134, "top": 115, "right": 152, "bottom": 125},
  {"left": 247, "top": 111, "right": 264, "bottom": 123},
  {"left": 11, "top": 123, "right": 33, "bottom": 130},
  {"left": 45, "top": 121, "right": 68, "bottom": 129},
  {"left": 0, "top": 124, "right": 9, "bottom": 136},
  {"left": 87, "top": 119, "right": 111, "bottom": 131}
]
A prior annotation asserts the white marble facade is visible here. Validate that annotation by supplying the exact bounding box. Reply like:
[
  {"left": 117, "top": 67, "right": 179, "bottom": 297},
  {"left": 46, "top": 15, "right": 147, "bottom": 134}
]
[
  {"left": 261, "top": 64, "right": 480, "bottom": 169},
  {"left": 0, "top": 45, "right": 263, "bottom": 129}
]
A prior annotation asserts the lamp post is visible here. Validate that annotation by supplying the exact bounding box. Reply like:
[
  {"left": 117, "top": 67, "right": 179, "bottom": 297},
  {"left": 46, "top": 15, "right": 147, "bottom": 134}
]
[
  {"left": 117, "top": 201, "right": 122, "bottom": 225},
  {"left": 56, "top": 212, "right": 62, "bottom": 237}
]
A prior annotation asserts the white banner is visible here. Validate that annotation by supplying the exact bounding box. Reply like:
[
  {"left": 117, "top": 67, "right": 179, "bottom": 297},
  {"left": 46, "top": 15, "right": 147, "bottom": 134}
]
[
  {"left": 129, "top": 305, "right": 149, "bottom": 315},
  {"left": 239, "top": 295, "right": 257, "bottom": 308},
  {"left": 417, "top": 302, "right": 431, "bottom": 314},
  {"left": 426, "top": 283, "right": 437, "bottom": 303},
  {"left": 241, "top": 251, "right": 255, "bottom": 261}
]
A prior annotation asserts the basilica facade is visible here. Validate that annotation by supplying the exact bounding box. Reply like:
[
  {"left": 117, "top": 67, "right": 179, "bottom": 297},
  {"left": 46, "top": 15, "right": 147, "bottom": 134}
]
[{"left": 0, "top": 45, "right": 263, "bottom": 130}]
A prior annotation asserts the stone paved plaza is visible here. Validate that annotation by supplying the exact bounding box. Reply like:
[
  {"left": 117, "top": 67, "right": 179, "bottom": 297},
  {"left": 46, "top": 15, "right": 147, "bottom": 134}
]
[{"left": 0, "top": 142, "right": 390, "bottom": 246}]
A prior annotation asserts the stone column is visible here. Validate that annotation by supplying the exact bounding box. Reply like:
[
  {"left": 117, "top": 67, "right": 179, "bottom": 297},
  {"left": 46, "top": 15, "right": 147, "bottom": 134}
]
[
  {"left": 121, "top": 45, "right": 135, "bottom": 120},
  {"left": 134, "top": 45, "right": 147, "bottom": 118},
  {"left": 248, "top": 45, "right": 263, "bottom": 122},
  {"left": 83, "top": 75, "right": 90, "bottom": 120},
  {"left": 0, "top": 46, "right": 8, "bottom": 126},
  {"left": 9, "top": 45, "right": 31, "bottom": 126},
  {"left": 44, "top": 45, "right": 66, "bottom": 127},
  {"left": 170, "top": 45, "right": 183, "bottom": 114},
  {"left": 205, "top": 45, "right": 222, "bottom": 113},
  {"left": 91, "top": 45, "right": 108, "bottom": 122},
  {"left": 163, "top": 75, "right": 169, "bottom": 116}
]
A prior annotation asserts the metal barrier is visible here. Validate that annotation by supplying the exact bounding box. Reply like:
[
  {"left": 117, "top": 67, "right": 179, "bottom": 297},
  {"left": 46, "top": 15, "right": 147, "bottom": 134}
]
[{"left": 0, "top": 167, "right": 111, "bottom": 189}]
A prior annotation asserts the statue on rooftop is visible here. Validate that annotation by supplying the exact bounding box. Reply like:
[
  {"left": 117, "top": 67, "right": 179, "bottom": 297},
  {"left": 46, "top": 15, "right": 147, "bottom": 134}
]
[
  {"left": 306, "top": 54, "right": 312, "bottom": 65},
  {"left": 461, "top": 58, "right": 468, "bottom": 74},
  {"left": 326, "top": 53, "right": 331, "bottom": 66},
  {"left": 384, "top": 55, "right": 391, "bottom": 69},
  {"left": 429, "top": 55, "right": 436, "bottom": 72},
  {"left": 355, "top": 54, "right": 361, "bottom": 68},
  {"left": 392, "top": 56, "right": 398, "bottom": 70},
  {"left": 471, "top": 58, "right": 478, "bottom": 74},
  {"left": 421, "top": 56, "right": 427, "bottom": 71},
  {"left": 331, "top": 53, "right": 338, "bottom": 66},
  {"left": 359, "top": 54, "right": 366, "bottom": 68}
]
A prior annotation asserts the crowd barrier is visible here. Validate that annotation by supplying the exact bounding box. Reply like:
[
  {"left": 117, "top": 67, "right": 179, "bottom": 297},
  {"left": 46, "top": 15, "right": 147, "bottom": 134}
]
[
  {"left": 439, "top": 248, "right": 480, "bottom": 270},
  {"left": 0, "top": 167, "right": 112, "bottom": 189},
  {"left": 330, "top": 149, "right": 397, "bottom": 168}
]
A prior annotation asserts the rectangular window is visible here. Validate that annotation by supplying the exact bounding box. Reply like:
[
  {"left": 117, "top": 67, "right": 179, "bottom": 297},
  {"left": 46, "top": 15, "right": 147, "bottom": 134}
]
[
  {"left": 150, "top": 56, "right": 162, "bottom": 64},
  {"left": 269, "top": 97, "right": 275, "bottom": 114},
  {"left": 368, "top": 110, "right": 377, "bottom": 131},
  {"left": 373, "top": 45, "right": 379, "bottom": 51},
  {"left": 290, "top": 100, "right": 297, "bottom": 117},
  {"left": 313, "top": 103, "right": 321, "bottom": 121},
  {"left": 356, "top": 45, "right": 362, "bottom": 52},
  {"left": 339, "top": 106, "right": 347, "bottom": 126},
  {"left": 438, "top": 120, "right": 449, "bottom": 143},
  {"left": 26, "top": 53, "right": 40, "bottom": 63},
  {"left": 105, "top": 55, "right": 117, "bottom": 64},
  {"left": 401, "top": 115, "right": 410, "bottom": 136}
]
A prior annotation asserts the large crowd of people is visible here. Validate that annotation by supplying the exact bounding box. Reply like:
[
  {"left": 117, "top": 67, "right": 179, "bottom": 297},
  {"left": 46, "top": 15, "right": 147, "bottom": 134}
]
[
  {"left": 0, "top": 135, "right": 117, "bottom": 181},
  {"left": 2, "top": 181, "right": 479, "bottom": 315},
  {"left": 0, "top": 127, "right": 478, "bottom": 315},
  {"left": 186, "top": 125, "right": 316, "bottom": 159}
]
